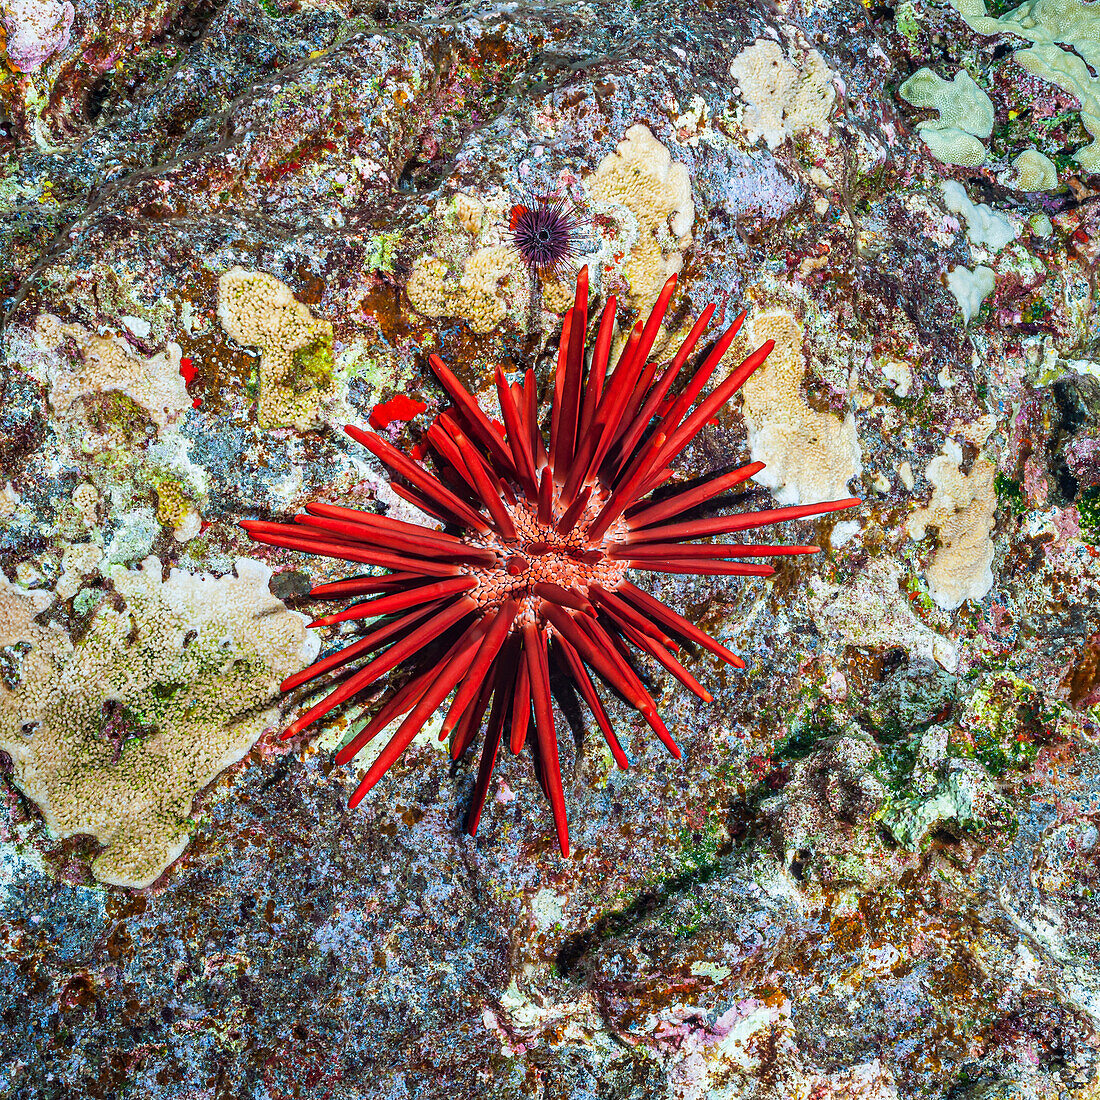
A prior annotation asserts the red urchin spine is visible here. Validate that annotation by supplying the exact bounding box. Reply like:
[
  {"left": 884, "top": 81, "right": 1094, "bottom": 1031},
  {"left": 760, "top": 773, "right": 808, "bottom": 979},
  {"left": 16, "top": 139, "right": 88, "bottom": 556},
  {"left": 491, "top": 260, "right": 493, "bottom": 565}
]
[{"left": 243, "top": 267, "right": 860, "bottom": 857}]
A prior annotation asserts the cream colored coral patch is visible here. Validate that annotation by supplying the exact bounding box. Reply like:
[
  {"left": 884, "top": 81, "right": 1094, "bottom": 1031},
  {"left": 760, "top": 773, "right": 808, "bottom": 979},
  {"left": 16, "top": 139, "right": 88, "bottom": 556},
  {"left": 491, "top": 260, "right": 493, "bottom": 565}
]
[
  {"left": 587, "top": 124, "right": 695, "bottom": 310},
  {"left": 907, "top": 442, "right": 997, "bottom": 610},
  {"left": 406, "top": 245, "right": 531, "bottom": 335},
  {"left": 729, "top": 39, "right": 836, "bottom": 150},
  {"left": 741, "top": 311, "right": 862, "bottom": 506},
  {"left": 218, "top": 267, "right": 335, "bottom": 430},
  {"left": 0, "top": 558, "right": 318, "bottom": 888},
  {"left": 34, "top": 315, "right": 190, "bottom": 430}
]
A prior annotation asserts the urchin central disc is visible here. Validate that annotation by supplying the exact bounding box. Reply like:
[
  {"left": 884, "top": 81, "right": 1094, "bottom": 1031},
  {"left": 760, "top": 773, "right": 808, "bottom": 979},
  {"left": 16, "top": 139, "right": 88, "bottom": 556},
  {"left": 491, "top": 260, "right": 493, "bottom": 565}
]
[{"left": 470, "top": 502, "right": 629, "bottom": 617}]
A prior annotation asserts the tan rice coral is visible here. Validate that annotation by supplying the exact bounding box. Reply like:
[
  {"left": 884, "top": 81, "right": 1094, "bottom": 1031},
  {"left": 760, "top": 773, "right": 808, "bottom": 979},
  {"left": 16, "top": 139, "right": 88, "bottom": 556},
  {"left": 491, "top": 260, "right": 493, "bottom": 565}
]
[
  {"left": 0, "top": 558, "right": 318, "bottom": 888},
  {"left": 741, "top": 311, "right": 862, "bottom": 506},
  {"left": 587, "top": 124, "right": 695, "bottom": 310},
  {"left": 34, "top": 315, "right": 190, "bottom": 430},
  {"left": 407, "top": 244, "right": 531, "bottom": 335},
  {"left": 728, "top": 40, "right": 836, "bottom": 150},
  {"left": 0, "top": 483, "right": 20, "bottom": 522},
  {"left": 907, "top": 442, "right": 997, "bottom": 610},
  {"left": 217, "top": 267, "right": 335, "bottom": 430},
  {"left": 71, "top": 482, "right": 99, "bottom": 528}
]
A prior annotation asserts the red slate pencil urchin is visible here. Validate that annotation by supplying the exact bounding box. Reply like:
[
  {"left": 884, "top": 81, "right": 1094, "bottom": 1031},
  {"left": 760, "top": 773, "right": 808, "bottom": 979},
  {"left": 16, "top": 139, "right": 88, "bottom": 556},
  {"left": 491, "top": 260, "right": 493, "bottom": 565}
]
[{"left": 242, "top": 267, "right": 859, "bottom": 856}]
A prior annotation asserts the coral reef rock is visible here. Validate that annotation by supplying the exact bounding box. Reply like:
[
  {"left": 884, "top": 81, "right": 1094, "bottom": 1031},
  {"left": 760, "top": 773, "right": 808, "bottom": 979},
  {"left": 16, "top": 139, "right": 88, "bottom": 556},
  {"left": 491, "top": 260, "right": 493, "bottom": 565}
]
[{"left": 1, "top": 0, "right": 1099, "bottom": 1096}]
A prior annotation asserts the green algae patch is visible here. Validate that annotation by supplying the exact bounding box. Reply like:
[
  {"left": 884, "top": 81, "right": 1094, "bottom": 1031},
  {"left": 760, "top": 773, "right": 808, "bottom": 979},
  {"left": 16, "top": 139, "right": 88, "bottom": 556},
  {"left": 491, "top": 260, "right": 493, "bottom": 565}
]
[
  {"left": 956, "top": 674, "right": 1060, "bottom": 775},
  {"left": 878, "top": 769, "right": 991, "bottom": 850},
  {"left": 773, "top": 702, "right": 849, "bottom": 761},
  {"left": 996, "top": 474, "right": 1026, "bottom": 517},
  {"left": 291, "top": 333, "right": 336, "bottom": 387},
  {"left": 875, "top": 726, "right": 1016, "bottom": 851},
  {"left": 1078, "top": 486, "right": 1100, "bottom": 543},
  {"left": 364, "top": 231, "right": 402, "bottom": 274}
]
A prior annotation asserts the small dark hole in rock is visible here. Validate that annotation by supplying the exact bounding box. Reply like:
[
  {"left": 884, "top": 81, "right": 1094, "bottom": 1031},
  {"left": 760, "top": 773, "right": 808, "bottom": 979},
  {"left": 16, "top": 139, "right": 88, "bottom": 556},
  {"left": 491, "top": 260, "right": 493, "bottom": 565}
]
[
  {"left": 397, "top": 159, "right": 422, "bottom": 192},
  {"left": 790, "top": 848, "right": 812, "bottom": 880},
  {"left": 85, "top": 76, "right": 112, "bottom": 123},
  {"left": 882, "top": 647, "right": 908, "bottom": 676}
]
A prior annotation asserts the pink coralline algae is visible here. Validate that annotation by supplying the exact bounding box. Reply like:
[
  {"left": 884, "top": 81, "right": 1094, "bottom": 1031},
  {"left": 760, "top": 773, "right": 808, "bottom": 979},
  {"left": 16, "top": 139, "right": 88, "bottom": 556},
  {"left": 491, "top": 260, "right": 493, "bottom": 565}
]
[
  {"left": 243, "top": 268, "right": 858, "bottom": 855},
  {"left": 0, "top": 0, "right": 74, "bottom": 73}
]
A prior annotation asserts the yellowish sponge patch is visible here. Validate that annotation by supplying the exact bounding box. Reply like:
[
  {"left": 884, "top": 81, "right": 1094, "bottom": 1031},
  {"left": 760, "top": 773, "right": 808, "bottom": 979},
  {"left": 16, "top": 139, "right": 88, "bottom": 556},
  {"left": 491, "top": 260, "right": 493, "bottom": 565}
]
[
  {"left": 0, "top": 558, "right": 319, "bottom": 888},
  {"left": 728, "top": 40, "right": 836, "bottom": 150},
  {"left": 588, "top": 124, "right": 695, "bottom": 311},
  {"left": 154, "top": 479, "right": 202, "bottom": 542},
  {"left": 217, "top": 267, "right": 335, "bottom": 430},
  {"left": 907, "top": 442, "right": 997, "bottom": 610},
  {"left": 741, "top": 311, "right": 862, "bottom": 506},
  {"left": 34, "top": 315, "right": 190, "bottom": 431}
]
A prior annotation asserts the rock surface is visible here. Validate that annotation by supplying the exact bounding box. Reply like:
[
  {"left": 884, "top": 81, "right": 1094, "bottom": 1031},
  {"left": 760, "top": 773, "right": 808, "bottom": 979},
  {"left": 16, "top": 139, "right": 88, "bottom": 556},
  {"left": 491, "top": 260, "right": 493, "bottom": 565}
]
[{"left": 2, "top": 0, "right": 1100, "bottom": 1097}]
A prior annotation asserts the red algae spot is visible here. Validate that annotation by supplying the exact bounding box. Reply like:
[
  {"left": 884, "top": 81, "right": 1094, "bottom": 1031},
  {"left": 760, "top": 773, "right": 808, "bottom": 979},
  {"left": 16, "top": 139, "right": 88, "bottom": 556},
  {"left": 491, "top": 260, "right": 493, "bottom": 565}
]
[
  {"left": 180, "top": 357, "right": 202, "bottom": 407},
  {"left": 369, "top": 394, "right": 427, "bottom": 429}
]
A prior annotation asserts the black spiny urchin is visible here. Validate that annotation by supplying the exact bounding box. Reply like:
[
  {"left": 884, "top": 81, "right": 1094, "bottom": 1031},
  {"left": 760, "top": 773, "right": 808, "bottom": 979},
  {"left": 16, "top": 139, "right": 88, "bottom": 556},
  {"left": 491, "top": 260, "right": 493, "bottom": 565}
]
[{"left": 507, "top": 194, "right": 583, "bottom": 280}]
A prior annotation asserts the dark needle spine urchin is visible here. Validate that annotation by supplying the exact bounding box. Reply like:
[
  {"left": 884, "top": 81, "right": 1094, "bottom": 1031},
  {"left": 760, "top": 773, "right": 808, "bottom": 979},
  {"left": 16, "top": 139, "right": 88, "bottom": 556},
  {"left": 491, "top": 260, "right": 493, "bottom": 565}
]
[
  {"left": 507, "top": 194, "right": 583, "bottom": 280},
  {"left": 242, "top": 268, "right": 859, "bottom": 856}
]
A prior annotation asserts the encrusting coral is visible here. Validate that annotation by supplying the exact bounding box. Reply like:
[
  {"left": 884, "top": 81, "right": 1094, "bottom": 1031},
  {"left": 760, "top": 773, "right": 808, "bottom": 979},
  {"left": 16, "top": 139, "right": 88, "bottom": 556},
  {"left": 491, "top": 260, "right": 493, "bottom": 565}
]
[
  {"left": 941, "top": 180, "right": 1016, "bottom": 251},
  {"left": 728, "top": 39, "right": 836, "bottom": 150},
  {"left": 907, "top": 441, "right": 997, "bottom": 611},
  {"left": 34, "top": 315, "right": 190, "bottom": 431},
  {"left": 154, "top": 479, "right": 202, "bottom": 543},
  {"left": 407, "top": 243, "right": 531, "bottom": 335},
  {"left": 407, "top": 126, "right": 694, "bottom": 333},
  {"left": 243, "top": 268, "right": 859, "bottom": 856},
  {"left": 949, "top": 0, "right": 1100, "bottom": 171},
  {"left": 1012, "top": 147, "right": 1059, "bottom": 191},
  {"left": 0, "top": 558, "right": 318, "bottom": 888},
  {"left": 945, "top": 263, "right": 996, "bottom": 325},
  {"left": 217, "top": 267, "right": 336, "bottom": 430},
  {"left": 898, "top": 68, "right": 994, "bottom": 167},
  {"left": 740, "top": 311, "right": 862, "bottom": 506},
  {"left": 588, "top": 125, "right": 695, "bottom": 311}
]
